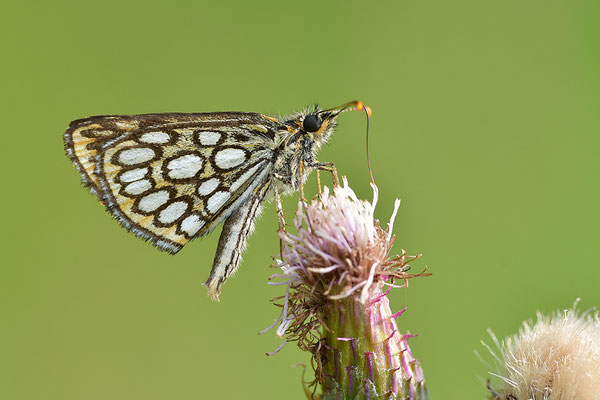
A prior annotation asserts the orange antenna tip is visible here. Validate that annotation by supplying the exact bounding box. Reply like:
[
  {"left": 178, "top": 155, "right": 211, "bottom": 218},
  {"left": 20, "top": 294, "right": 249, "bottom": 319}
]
[{"left": 356, "top": 100, "right": 372, "bottom": 116}]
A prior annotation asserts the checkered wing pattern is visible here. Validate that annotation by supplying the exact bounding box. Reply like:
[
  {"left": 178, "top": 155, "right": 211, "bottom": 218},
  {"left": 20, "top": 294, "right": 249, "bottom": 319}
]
[{"left": 64, "top": 112, "right": 280, "bottom": 254}]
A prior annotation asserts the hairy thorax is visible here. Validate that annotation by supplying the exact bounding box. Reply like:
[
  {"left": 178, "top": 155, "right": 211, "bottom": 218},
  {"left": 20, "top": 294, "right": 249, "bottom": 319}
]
[{"left": 272, "top": 131, "right": 319, "bottom": 194}]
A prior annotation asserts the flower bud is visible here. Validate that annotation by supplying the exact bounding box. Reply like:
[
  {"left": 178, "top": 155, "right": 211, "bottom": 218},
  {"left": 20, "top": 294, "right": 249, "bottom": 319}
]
[{"left": 264, "top": 179, "right": 429, "bottom": 399}]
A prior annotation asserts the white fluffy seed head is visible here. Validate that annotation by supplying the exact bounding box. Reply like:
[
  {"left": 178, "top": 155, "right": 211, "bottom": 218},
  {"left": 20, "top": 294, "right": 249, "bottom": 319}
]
[{"left": 488, "top": 302, "right": 600, "bottom": 400}]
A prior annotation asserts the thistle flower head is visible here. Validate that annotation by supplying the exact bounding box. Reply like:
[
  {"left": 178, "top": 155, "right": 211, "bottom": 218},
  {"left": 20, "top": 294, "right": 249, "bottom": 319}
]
[
  {"left": 264, "top": 178, "right": 429, "bottom": 399},
  {"left": 279, "top": 178, "right": 413, "bottom": 302},
  {"left": 486, "top": 301, "right": 600, "bottom": 400}
]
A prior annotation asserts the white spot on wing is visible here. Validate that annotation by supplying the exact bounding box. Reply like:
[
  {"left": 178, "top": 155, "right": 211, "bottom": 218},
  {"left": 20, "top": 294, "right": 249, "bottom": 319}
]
[
  {"left": 230, "top": 163, "right": 263, "bottom": 191},
  {"left": 166, "top": 154, "right": 203, "bottom": 179},
  {"left": 118, "top": 147, "right": 155, "bottom": 165},
  {"left": 139, "top": 131, "right": 170, "bottom": 144},
  {"left": 158, "top": 201, "right": 188, "bottom": 224},
  {"left": 254, "top": 124, "right": 268, "bottom": 132},
  {"left": 198, "top": 178, "right": 220, "bottom": 196},
  {"left": 198, "top": 131, "right": 221, "bottom": 146},
  {"left": 138, "top": 190, "right": 170, "bottom": 212},
  {"left": 207, "top": 191, "right": 231, "bottom": 214},
  {"left": 124, "top": 179, "right": 152, "bottom": 195},
  {"left": 120, "top": 167, "right": 148, "bottom": 183},
  {"left": 214, "top": 148, "right": 246, "bottom": 170},
  {"left": 181, "top": 214, "right": 205, "bottom": 236},
  {"left": 116, "top": 121, "right": 137, "bottom": 129}
]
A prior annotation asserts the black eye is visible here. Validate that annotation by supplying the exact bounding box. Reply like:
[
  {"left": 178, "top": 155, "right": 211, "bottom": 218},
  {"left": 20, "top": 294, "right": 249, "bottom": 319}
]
[{"left": 302, "top": 114, "right": 321, "bottom": 132}]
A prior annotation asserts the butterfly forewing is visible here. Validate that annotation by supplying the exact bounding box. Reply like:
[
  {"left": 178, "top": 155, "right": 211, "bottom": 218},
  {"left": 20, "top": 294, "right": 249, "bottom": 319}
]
[{"left": 64, "top": 112, "right": 280, "bottom": 254}]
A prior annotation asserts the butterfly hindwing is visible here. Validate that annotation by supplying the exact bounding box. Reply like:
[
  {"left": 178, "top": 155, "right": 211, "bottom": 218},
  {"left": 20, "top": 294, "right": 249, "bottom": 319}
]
[
  {"left": 64, "top": 112, "right": 281, "bottom": 253},
  {"left": 205, "top": 177, "right": 272, "bottom": 298}
]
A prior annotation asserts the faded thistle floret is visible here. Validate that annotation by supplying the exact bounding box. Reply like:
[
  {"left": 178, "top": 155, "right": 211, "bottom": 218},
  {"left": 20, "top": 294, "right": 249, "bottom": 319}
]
[
  {"left": 484, "top": 301, "right": 600, "bottom": 400},
  {"left": 263, "top": 178, "right": 429, "bottom": 399}
]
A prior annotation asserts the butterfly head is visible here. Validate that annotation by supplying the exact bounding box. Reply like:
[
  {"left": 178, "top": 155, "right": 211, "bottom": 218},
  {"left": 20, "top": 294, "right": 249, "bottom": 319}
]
[{"left": 290, "top": 100, "right": 371, "bottom": 146}]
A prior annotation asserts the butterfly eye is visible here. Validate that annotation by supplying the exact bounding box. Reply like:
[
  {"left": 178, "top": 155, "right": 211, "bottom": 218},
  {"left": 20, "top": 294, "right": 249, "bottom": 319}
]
[{"left": 302, "top": 115, "right": 321, "bottom": 132}]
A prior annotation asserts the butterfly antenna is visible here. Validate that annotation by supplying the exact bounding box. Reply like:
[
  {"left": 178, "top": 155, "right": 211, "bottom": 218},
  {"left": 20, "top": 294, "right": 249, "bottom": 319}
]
[{"left": 362, "top": 103, "right": 375, "bottom": 186}]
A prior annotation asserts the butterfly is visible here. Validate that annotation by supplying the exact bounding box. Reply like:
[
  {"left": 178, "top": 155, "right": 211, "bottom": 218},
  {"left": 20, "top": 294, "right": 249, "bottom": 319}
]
[{"left": 64, "top": 101, "right": 369, "bottom": 299}]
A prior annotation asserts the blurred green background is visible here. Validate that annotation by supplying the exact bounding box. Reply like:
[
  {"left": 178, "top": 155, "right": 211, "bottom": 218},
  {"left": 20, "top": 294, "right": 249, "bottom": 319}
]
[{"left": 1, "top": 1, "right": 599, "bottom": 398}]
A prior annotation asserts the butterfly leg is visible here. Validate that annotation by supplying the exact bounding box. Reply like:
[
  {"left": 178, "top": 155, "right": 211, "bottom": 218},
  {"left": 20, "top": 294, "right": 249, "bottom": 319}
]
[
  {"left": 299, "top": 160, "right": 307, "bottom": 203},
  {"left": 316, "top": 170, "right": 322, "bottom": 194},
  {"left": 273, "top": 184, "right": 286, "bottom": 257},
  {"left": 204, "top": 182, "right": 271, "bottom": 300},
  {"left": 310, "top": 161, "right": 339, "bottom": 187}
]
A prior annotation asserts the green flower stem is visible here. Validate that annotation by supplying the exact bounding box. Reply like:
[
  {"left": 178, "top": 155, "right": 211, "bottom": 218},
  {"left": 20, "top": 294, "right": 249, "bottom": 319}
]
[{"left": 320, "top": 286, "right": 427, "bottom": 400}]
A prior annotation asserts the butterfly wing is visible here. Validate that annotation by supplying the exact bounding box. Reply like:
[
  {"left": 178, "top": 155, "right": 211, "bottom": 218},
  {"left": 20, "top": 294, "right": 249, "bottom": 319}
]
[
  {"left": 205, "top": 177, "right": 272, "bottom": 299},
  {"left": 64, "top": 112, "right": 282, "bottom": 253}
]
